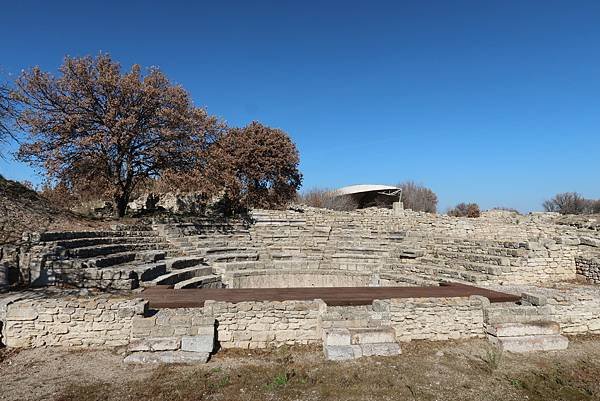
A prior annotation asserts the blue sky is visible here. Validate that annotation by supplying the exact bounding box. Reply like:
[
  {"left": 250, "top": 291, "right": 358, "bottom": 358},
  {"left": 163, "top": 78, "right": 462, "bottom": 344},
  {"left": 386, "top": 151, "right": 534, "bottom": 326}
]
[{"left": 1, "top": 0, "right": 599, "bottom": 212}]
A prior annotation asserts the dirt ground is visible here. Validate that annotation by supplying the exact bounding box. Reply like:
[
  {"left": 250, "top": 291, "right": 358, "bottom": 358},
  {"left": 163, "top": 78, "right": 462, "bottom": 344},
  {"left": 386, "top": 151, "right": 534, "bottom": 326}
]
[{"left": 2, "top": 336, "right": 600, "bottom": 401}]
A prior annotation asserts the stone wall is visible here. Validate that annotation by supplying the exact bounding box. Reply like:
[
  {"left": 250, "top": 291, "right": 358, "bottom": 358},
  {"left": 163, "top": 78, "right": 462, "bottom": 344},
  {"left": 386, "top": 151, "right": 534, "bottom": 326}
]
[
  {"left": 2, "top": 296, "right": 146, "bottom": 347},
  {"left": 131, "top": 300, "right": 323, "bottom": 349},
  {"left": 575, "top": 255, "right": 600, "bottom": 284},
  {"left": 374, "top": 297, "right": 485, "bottom": 341}
]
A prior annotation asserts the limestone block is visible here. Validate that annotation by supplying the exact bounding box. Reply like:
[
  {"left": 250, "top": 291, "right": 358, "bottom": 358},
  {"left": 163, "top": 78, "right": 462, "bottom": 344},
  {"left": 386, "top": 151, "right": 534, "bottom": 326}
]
[
  {"left": 124, "top": 351, "right": 209, "bottom": 364},
  {"left": 6, "top": 307, "right": 38, "bottom": 321},
  {"left": 181, "top": 335, "right": 214, "bottom": 353},
  {"left": 488, "top": 334, "right": 569, "bottom": 353},
  {"left": 361, "top": 342, "right": 401, "bottom": 357},
  {"left": 324, "top": 329, "right": 351, "bottom": 346},
  {"left": 486, "top": 321, "right": 559, "bottom": 337},
  {"left": 128, "top": 337, "right": 180, "bottom": 352},
  {"left": 324, "top": 345, "right": 362, "bottom": 361},
  {"left": 349, "top": 328, "right": 396, "bottom": 345}
]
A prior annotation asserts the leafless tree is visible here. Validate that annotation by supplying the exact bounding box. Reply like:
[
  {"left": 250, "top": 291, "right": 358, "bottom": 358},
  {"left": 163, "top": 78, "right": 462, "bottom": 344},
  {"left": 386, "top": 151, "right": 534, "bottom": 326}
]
[
  {"left": 543, "top": 192, "right": 599, "bottom": 215},
  {"left": 397, "top": 181, "right": 438, "bottom": 213}
]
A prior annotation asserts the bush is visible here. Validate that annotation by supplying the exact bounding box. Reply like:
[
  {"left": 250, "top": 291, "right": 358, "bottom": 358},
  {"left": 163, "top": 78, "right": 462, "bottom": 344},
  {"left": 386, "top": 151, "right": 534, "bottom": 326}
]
[
  {"left": 448, "top": 203, "right": 481, "bottom": 218},
  {"left": 542, "top": 192, "right": 596, "bottom": 215},
  {"left": 397, "top": 181, "right": 437, "bottom": 213},
  {"left": 297, "top": 188, "right": 334, "bottom": 208}
]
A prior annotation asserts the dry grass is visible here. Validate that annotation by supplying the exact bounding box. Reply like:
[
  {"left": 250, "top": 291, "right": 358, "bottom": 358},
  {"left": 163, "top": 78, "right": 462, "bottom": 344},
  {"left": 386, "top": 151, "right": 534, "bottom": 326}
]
[{"left": 3, "top": 338, "right": 600, "bottom": 401}]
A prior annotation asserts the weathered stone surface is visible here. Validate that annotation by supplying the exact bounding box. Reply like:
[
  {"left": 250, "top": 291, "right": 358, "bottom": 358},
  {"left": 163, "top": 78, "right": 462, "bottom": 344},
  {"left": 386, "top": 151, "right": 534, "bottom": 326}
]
[
  {"left": 489, "top": 334, "right": 569, "bottom": 353},
  {"left": 361, "top": 342, "right": 401, "bottom": 357},
  {"left": 486, "top": 321, "right": 559, "bottom": 337},
  {"left": 128, "top": 337, "right": 180, "bottom": 352},
  {"left": 181, "top": 335, "right": 214, "bottom": 353},
  {"left": 323, "top": 329, "right": 351, "bottom": 346},
  {"left": 124, "top": 351, "right": 210, "bottom": 364},
  {"left": 324, "top": 345, "right": 362, "bottom": 361},
  {"left": 350, "top": 327, "right": 396, "bottom": 345}
]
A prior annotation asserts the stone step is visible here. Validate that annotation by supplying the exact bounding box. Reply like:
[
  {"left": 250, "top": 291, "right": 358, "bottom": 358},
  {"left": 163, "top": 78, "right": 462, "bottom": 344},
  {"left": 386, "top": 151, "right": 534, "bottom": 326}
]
[
  {"left": 428, "top": 250, "right": 512, "bottom": 266},
  {"left": 207, "top": 253, "right": 259, "bottom": 263},
  {"left": 379, "top": 272, "right": 439, "bottom": 287},
  {"left": 488, "top": 334, "right": 569, "bottom": 353},
  {"left": 426, "top": 245, "right": 528, "bottom": 258},
  {"left": 484, "top": 305, "right": 550, "bottom": 324},
  {"left": 419, "top": 257, "right": 506, "bottom": 276},
  {"left": 67, "top": 243, "right": 167, "bottom": 258},
  {"left": 173, "top": 274, "right": 222, "bottom": 289},
  {"left": 486, "top": 321, "right": 560, "bottom": 337},
  {"left": 404, "top": 264, "right": 490, "bottom": 283},
  {"left": 212, "top": 260, "right": 262, "bottom": 272},
  {"left": 85, "top": 250, "right": 166, "bottom": 268},
  {"left": 148, "top": 265, "right": 213, "bottom": 286},
  {"left": 54, "top": 236, "right": 164, "bottom": 249},
  {"left": 165, "top": 256, "right": 205, "bottom": 270}
]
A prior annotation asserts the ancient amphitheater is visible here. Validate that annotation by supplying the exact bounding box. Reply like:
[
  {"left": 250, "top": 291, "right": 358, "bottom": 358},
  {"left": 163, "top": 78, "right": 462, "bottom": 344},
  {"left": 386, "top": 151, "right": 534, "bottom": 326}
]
[{"left": 1, "top": 206, "right": 600, "bottom": 362}]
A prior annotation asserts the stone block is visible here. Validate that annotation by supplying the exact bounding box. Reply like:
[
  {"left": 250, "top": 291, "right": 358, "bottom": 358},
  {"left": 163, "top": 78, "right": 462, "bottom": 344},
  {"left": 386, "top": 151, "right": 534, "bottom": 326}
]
[
  {"left": 181, "top": 335, "right": 214, "bottom": 353},
  {"left": 124, "top": 351, "right": 209, "bottom": 364},
  {"left": 361, "top": 342, "right": 401, "bottom": 357},
  {"left": 488, "top": 334, "right": 569, "bottom": 353},
  {"left": 128, "top": 337, "right": 180, "bottom": 352},
  {"left": 486, "top": 321, "right": 559, "bottom": 337},
  {"left": 324, "top": 329, "right": 351, "bottom": 346},
  {"left": 349, "top": 328, "right": 396, "bottom": 345},
  {"left": 6, "top": 307, "right": 38, "bottom": 321},
  {"left": 324, "top": 345, "right": 362, "bottom": 361}
]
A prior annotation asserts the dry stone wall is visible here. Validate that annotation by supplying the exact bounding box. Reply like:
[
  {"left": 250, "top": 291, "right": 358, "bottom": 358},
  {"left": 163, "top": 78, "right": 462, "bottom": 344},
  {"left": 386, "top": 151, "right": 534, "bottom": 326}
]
[
  {"left": 2, "top": 296, "right": 146, "bottom": 347},
  {"left": 374, "top": 297, "right": 485, "bottom": 342}
]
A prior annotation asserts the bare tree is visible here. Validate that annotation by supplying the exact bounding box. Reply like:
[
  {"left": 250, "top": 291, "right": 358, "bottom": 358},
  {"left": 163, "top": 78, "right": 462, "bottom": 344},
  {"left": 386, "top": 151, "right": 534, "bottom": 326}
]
[
  {"left": 14, "top": 54, "right": 222, "bottom": 217},
  {"left": 542, "top": 192, "right": 589, "bottom": 215},
  {"left": 397, "top": 181, "right": 438, "bottom": 213}
]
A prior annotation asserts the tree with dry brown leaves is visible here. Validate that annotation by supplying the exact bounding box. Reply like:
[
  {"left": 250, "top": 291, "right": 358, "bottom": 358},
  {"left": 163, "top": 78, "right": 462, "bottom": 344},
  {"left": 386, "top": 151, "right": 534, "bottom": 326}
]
[
  {"left": 208, "top": 121, "right": 302, "bottom": 210},
  {"left": 0, "top": 80, "right": 17, "bottom": 155},
  {"left": 14, "top": 54, "right": 222, "bottom": 217}
]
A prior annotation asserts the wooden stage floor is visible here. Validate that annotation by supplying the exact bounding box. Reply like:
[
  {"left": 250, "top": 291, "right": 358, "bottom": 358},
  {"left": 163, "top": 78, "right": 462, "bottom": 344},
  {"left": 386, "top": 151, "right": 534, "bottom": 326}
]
[{"left": 141, "top": 283, "right": 521, "bottom": 308}]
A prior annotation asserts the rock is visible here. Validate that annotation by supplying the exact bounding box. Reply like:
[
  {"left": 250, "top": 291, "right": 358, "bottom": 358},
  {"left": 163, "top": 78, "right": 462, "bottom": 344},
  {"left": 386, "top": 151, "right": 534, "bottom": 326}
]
[
  {"left": 486, "top": 321, "right": 559, "bottom": 337},
  {"left": 128, "top": 337, "right": 180, "bottom": 352},
  {"left": 323, "top": 329, "right": 351, "bottom": 346},
  {"left": 361, "top": 343, "right": 401, "bottom": 357},
  {"left": 488, "top": 334, "right": 569, "bottom": 353},
  {"left": 181, "top": 335, "right": 214, "bottom": 353},
  {"left": 350, "top": 327, "right": 396, "bottom": 345},
  {"left": 124, "top": 351, "right": 210, "bottom": 364},
  {"left": 324, "top": 345, "right": 362, "bottom": 361}
]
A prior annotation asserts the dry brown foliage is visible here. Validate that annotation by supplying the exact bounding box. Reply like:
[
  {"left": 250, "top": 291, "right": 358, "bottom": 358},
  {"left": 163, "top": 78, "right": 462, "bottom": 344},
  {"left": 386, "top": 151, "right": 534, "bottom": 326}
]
[
  {"left": 448, "top": 202, "right": 481, "bottom": 218},
  {"left": 204, "top": 121, "right": 302, "bottom": 210},
  {"left": 543, "top": 192, "right": 600, "bottom": 215},
  {"left": 14, "top": 54, "right": 223, "bottom": 217}
]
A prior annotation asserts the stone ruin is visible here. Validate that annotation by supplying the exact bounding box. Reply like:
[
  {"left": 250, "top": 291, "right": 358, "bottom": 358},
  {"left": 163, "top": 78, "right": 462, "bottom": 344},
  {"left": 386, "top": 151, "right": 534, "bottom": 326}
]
[{"left": 1, "top": 207, "right": 600, "bottom": 361}]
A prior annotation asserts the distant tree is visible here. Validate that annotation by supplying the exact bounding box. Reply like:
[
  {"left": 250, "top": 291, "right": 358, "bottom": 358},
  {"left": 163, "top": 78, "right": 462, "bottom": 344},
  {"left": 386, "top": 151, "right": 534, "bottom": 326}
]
[
  {"left": 448, "top": 202, "right": 481, "bottom": 218},
  {"left": 13, "top": 54, "right": 221, "bottom": 217},
  {"left": 397, "top": 181, "right": 438, "bottom": 213},
  {"left": 297, "top": 188, "right": 334, "bottom": 208},
  {"left": 208, "top": 121, "right": 302, "bottom": 209},
  {"left": 542, "top": 192, "right": 589, "bottom": 215}
]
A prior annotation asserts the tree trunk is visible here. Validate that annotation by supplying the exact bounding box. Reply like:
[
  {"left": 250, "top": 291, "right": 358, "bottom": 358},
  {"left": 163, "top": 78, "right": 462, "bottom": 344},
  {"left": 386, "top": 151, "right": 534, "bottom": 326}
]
[{"left": 114, "top": 193, "right": 130, "bottom": 218}]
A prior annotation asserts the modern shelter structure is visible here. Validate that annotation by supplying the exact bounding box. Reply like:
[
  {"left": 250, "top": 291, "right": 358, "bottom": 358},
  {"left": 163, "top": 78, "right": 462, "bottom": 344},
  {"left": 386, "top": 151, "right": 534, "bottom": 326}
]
[{"left": 334, "top": 184, "right": 402, "bottom": 209}]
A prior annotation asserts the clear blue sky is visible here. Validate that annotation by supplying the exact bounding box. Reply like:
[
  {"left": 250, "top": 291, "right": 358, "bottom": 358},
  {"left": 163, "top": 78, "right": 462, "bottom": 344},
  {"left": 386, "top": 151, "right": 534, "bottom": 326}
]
[{"left": 1, "top": 0, "right": 599, "bottom": 212}]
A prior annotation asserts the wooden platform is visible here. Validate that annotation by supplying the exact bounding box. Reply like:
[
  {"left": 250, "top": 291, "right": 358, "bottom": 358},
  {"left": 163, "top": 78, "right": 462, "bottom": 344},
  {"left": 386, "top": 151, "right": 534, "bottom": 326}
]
[{"left": 141, "top": 283, "right": 521, "bottom": 308}]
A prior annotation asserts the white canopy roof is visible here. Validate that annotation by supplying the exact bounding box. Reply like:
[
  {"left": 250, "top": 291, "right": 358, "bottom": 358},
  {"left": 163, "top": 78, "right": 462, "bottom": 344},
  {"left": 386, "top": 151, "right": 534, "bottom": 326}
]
[{"left": 335, "top": 184, "right": 401, "bottom": 196}]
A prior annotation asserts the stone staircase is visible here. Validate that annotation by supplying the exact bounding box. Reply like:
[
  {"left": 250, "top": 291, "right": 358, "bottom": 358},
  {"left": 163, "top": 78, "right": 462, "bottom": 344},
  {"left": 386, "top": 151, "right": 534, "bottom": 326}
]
[
  {"left": 484, "top": 303, "right": 569, "bottom": 352},
  {"left": 30, "top": 225, "right": 219, "bottom": 290},
  {"left": 320, "top": 305, "right": 401, "bottom": 360}
]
